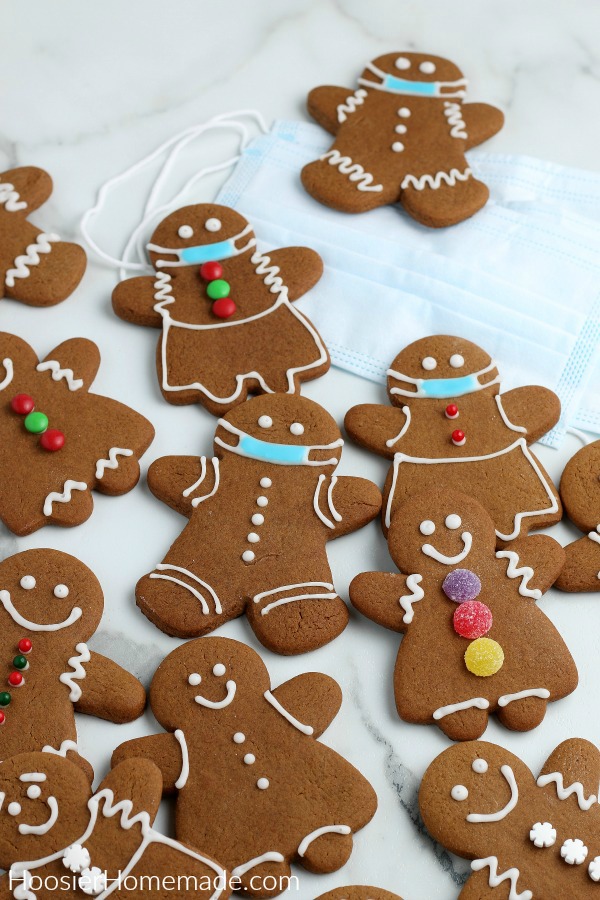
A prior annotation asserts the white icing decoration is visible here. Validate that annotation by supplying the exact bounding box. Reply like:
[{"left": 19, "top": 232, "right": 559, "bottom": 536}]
[
  {"left": 42, "top": 739, "right": 79, "bottom": 757},
  {"left": 79, "top": 865, "right": 107, "bottom": 895},
  {"left": 153, "top": 271, "right": 173, "bottom": 307},
  {"left": 244, "top": 754, "right": 255, "bottom": 765},
  {"left": 0, "top": 358, "right": 13, "bottom": 391},
  {"left": 177, "top": 225, "right": 193, "bottom": 238},
  {"left": 247, "top": 532, "right": 260, "bottom": 543},
  {"left": 181, "top": 457, "right": 220, "bottom": 507},
  {"left": 257, "top": 778, "right": 269, "bottom": 790},
  {"left": 395, "top": 124, "right": 407, "bottom": 134},
  {"left": 498, "top": 688, "right": 550, "bottom": 707},
  {"left": 530, "top": 821, "right": 556, "bottom": 848},
  {"left": 5, "top": 233, "right": 60, "bottom": 287},
  {"left": 260, "top": 477, "right": 272, "bottom": 488},
  {"left": 264, "top": 689, "right": 314, "bottom": 735},
  {"left": 423, "top": 531, "right": 472, "bottom": 565},
  {"left": 401, "top": 168, "right": 472, "bottom": 192},
  {"left": 0, "top": 182, "right": 27, "bottom": 211},
  {"left": 194, "top": 679, "right": 236, "bottom": 709},
  {"left": 63, "top": 844, "right": 91, "bottom": 873},
  {"left": 231, "top": 852, "right": 284, "bottom": 879},
  {"left": 452, "top": 434, "right": 466, "bottom": 447},
  {"left": 422, "top": 356, "right": 437, "bottom": 371},
  {"left": 445, "top": 514, "right": 461, "bottom": 529},
  {"left": 26, "top": 786, "right": 41, "bottom": 800},
  {"left": 150, "top": 563, "right": 222, "bottom": 615},
  {"left": 433, "top": 697, "right": 489, "bottom": 720},
  {"left": 395, "top": 57, "right": 411, "bottom": 70},
  {"left": 319, "top": 149, "right": 383, "bottom": 192},
  {"left": 313, "top": 474, "right": 342, "bottom": 529},
  {"left": 399, "top": 574, "right": 424, "bottom": 624},
  {"left": 257, "top": 497, "right": 268, "bottom": 507},
  {"left": 420, "top": 61, "right": 436, "bottom": 74},
  {"left": 290, "top": 422, "right": 304, "bottom": 435},
  {"left": 188, "top": 673, "right": 201, "bottom": 686},
  {"left": 388, "top": 359, "right": 498, "bottom": 399},
  {"left": 398, "top": 107, "right": 411, "bottom": 117},
  {"left": 494, "top": 395, "right": 528, "bottom": 433},
  {"left": 561, "top": 838, "right": 588, "bottom": 865},
  {"left": 472, "top": 759, "right": 488, "bottom": 774},
  {"left": 20, "top": 576, "right": 36, "bottom": 590},
  {"left": 258, "top": 415, "right": 272, "bottom": 428},
  {"left": 419, "top": 520, "right": 435, "bottom": 535},
  {"left": 391, "top": 142, "right": 404, "bottom": 153},
  {"left": 216, "top": 418, "right": 343, "bottom": 467},
  {"left": 36, "top": 360, "right": 84, "bottom": 392},
  {"left": 0, "top": 590, "right": 82, "bottom": 631},
  {"left": 336, "top": 88, "right": 368, "bottom": 123},
  {"left": 467, "top": 765, "right": 518, "bottom": 823},
  {"left": 536, "top": 772, "right": 597, "bottom": 810},
  {"left": 213, "top": 663, "right": 226, "bottom": 676},
  {"left": 233, "top": 733, "right": 245, "bottom": 744},
  {"left": 242, "top": 551, "right": 255, "bottom": 562},
  {"left": 385, "top": 405, "right": 411, "bottom": 447},
  {"left": 443, "top": 101, "right": 468, "bottom": 139},
  {"left": 53, "top": 584, "right": 69, "bottom": 599},
  {"left": 43, "top": 480, "right": 87, "bottom": 517},
  {"left": 18, "top": 796, "right": 58, "bottom": 835},
  {"left": 451, "top": 785, "right": 468, "bottom": 801},
  {"left": 471, "top": 857, "right": 532, "bottom": 900},
  {"left": 95, "top": 447, "right": 133, "bottom": 479},
  {"left": 496, "top": 550, "right": 542, "bottom": 599},
  {"left": 204, "top": 218, "right": 222, "bottom": 232},
  {"left": 8, "top": 802, "right": 21, "bottom": 816},
  {"left": 59, "top": 642, "right": 90, "bottom": 702},
  {"left": 254, "top": 582, "right": 337, "bottom": 617},
  {"left": 251, "top": 514, "right": 264, "bottom": 526},
  {"left": 20, "top": 773, "right": 46, "bottom": 783},
  {"left": 449, "top": 354, "right": 464, "bottom": 368},
  {"left": 297, "top": 824, "right": 351, "bottom": 857},
  {"left": 173, "top": 729, "right": 189, "bottom": 789},
  {"left": 358, "top": 61, "right": 467, "bottom": 98}
]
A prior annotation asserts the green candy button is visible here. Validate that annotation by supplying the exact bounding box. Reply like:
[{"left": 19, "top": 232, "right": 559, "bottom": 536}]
[
  {"left": 24, "top": 411, "right": 48, "bottom": 434},
  {"left": 0, "top": 692, "right": 11, "bottom": 707},
  {"left": 13, "top": 656, "right": 27, "bottom": 670},
  {"left": 206, "top": 279, "right": 230, "bottom": 300}
]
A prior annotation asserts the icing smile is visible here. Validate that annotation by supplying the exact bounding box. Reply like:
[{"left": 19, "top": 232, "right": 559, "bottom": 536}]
[
  {"left": 466, "top": 765, "right": 518, "bottom": 823},
  {"left": 194, "top": 679, "right": 237, "bottom": 709},
  {"left": 15, "top": 796, "right": 59, "bottom": 835},
  {"left": 422, "top": 532, "right": 472, "bottom": 565},
  {"left": 0, "top": 590, "right": 82, "bottom": 631}
]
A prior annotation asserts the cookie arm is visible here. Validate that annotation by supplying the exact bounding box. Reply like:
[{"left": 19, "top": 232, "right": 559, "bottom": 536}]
[
  {"left": 350, "top": 571, "right": 414, "bottom": 632},
  {"left": 147, "top": 455, "right": 218, "bottom": 518},
  {"left": 345, "top": 403, "right": 411, "bottom": 460},
  {"left": 96, "top": 757, "right": 163, "bottom": 823},
  {"left": 265, "top": 247, "right": 323, "bottom": 300},
  {"left": 496, "top": 534, "right": 565, "bottom": 595},
  {"left": 74, "top": 652, "right": 146, "bottom": 723},
  {"left": 538, "top": 737, "right": 600, "bottom": 804},
  {"left": 497, "top": 386, "right": 560, "bottom": 443},
  {"left": 307, "top": 85, "right": 354, "bottom": 135},
  {"left": 1, "top": 166, "right": 53, "bottom": 212},
  {"left": 323, "top": 475, "right": 382, "bottom": 539},
  {"left": 270, "top": 672, "right": 342, "bottom": 738},
  {"left": 112, "top": 276, "right": 164, "bottom": 327},
  {"left": 461, "top": 102, "right": 505, "bottom": 150},
  {"left": 111, "top": 733, "right": 185, "bottom": 794},
  {"left": 40, "top": 338, "right": 101, "bottom": 392}
]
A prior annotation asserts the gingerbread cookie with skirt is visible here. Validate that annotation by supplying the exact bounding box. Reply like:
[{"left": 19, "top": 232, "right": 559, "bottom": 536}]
[{"left": 556, "top": 439, "right": 600, "bottom": 592}]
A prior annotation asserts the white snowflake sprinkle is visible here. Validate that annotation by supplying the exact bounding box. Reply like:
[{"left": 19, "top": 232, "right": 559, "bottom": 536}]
[
  {"left": 62, "top": 843, "right": 91, "bottom": 873},
  {"left": 529, "top": 821, "right": 556, "bottom": 848},
  {"left": 561, "top": 838, "right": 588, "bottom": 865},
  {"left": 78, "top": 866, "right": 107, "bottom": 896}
]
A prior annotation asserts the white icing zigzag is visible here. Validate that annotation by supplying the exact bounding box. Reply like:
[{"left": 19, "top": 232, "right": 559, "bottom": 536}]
[
  {"left": 59, "top": 643, "right": 91, "bottom": 702},
  {"left": 250, "top": 250, "right": 285, "bottom": 295},
  {"left": 95, "top": 447, "right": 133, "bottom": 479},
  {"left": 471, "top": 857, "right": 532, "bottom": 900},
  {"left": 496, "top": 550, "right": 542, "bottom": 600},
  {"left": 0, "top": 357, "right": 13, "bottom": 391},
  {"left": 320, "top": 149, "right": 384, "bottom": 192},
  {"left": 153, "top": 270, "right": 174, "bottom": 311},
  {"left": 43, "top": 480, "right": 87, "bottom": 517},
  {"left": 36, "top": 360, "right": 84, "bottom": 391},
  {"left": 399, "top": 573, "right": 424, "bottom": 624},
  {"left": 401, "top": 167, "right": 472, "bottom": 192},
  {"left": 0, "top": 182, "right": 27, "bottom": 211},
  {"left": 537, "top": 771, "right": 597, "bottom": 811},
  {"left": 337, "top": 88, "right": 368, "bottom": 123},
  {"left": 443, "top": 101, "right": 468, "bottom": 139},
  {"left": 5, "top": 232, "right": 60, "bottom": 287}
]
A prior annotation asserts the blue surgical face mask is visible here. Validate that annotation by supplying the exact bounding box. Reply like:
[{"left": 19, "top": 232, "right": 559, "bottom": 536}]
[
  {"left": 358, "top": 63, "right": 468, "bottom": 98},
  {"left": 215, "top": 419, "right": 343, "bottom": 466},
  {"left": 388, "top": 361, "right": 499, "bottom": 400},
  {"left": 147, "top": 223, "right": 254, "bottom": 268}
]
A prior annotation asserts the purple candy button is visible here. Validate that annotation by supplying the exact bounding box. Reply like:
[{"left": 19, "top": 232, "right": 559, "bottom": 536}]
[{"left": 442, "top": 568, "right": 481, "bottom": 603}]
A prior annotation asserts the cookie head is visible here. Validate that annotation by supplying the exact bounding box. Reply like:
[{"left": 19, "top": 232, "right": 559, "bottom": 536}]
[
  {"left": 386, "top": 336, "right": 498, "bottom": 406},
  {"left": 388, "top": 489, "right": 496, "bottom": 574},
  {"left": 0, "top": 549, "right": 104, "bottom": 644},
  {"left": 361, "top": 52, "right": 466, "bottom": 92},
  {"left": 146, "top": 204, "right": 255, "bottom": 272},
  {"left": 215, "top": 394, "right": 344, "bottom": 468}
]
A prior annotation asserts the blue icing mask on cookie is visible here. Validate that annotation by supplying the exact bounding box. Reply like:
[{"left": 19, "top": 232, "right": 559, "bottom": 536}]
[
  {"left": 382, "top": 75, "right": 438, "bottom": 96},
  {"left": 215, "top": 420, "right": 343, "bottom": 466},
  {"left": 418, "top": 373, "right": 483, "bottom": 398}
]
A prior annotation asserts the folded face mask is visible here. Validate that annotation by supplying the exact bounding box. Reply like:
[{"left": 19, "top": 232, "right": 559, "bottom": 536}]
[{"left": 217, "top": 120, "right": 600, "bottom": 447}]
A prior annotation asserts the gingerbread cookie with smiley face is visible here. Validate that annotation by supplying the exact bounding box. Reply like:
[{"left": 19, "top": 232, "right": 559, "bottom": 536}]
[
  {"left": 112, "top": 203, "right": 330, "bottom": 417},
  {"left": 556, "top": 439, "right": 600, "bottom": 593},
  {"left": 420, "top": 738, "right": 600, "bottom": 899},
  {"left": 350, "top": 488, "right": 577, "bottom": 741},
  {"left": 345, "top": 335, "right": 562, "bottom": 541},
  {"left": 302, "top": 52, "right": 504, "bottom": 227}
]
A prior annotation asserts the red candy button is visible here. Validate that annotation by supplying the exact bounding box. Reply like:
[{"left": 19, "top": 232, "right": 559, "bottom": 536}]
[
  {"left": 11, "top": 394, "right": 35, "bottom": 415},
  {"left": 0, "top": 711, "right": 5, "bottom": 725},
  {"left": 40, "top": 429, "right": 65, "bottom": 452},
  {"left": 452, "top": 429, "right": 466, "bottom": 446},
  {"left": 212, "top": 297, "right": 236, "bottom": 319},
  {"left": 18, "top": 639, "right": 32, "bottom": 654},
  {"left": 445, "top": 404, "right": 459, "bottom": 420},
  {"left": 454, "top": 600, "right": 493, "bottom": 639},
  {"left": 200, "top": 261, "right": 223, "bottom": 282},
  {"left": 8, "top": 672, "right": 23, "bottom": 687}
]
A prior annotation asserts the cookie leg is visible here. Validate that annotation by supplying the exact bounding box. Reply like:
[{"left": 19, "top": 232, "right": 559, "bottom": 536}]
[
  {"left": 236, "top": 859, "right": 293, "bottom": 899},
  {"left": 301, "top": 156, "right": 393, "bottom": 213},
  {"left": 435, "top": 706, "right": 489, "bottom": 742},
  {"left": 400, "top": 174, "right": 489, "bottom": 228},
  {"left": 497, "top": 696, "right": 547, "bottom": 732},
  {"left": 298, "top": 829, "right": 353, "bottom": 874},
  {"left": 556, "top": 534, "right": 600, "bottom": 592}
]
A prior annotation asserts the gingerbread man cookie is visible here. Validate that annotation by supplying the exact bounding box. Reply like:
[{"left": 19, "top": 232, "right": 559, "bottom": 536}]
[
  {"left": 136, "top": 393, "right": 381, "bottom": 654},
  {"left": 345, "top": 335, "right": 562, "bottom": 541},
  {"left": 112, "top": 203, "right": 330, "bottom": 416},
  {"left": 350, "top": 488, "right": 577, "bottom": 741},
  {"left": 420, "top": 738, "right": 600, "bottom": 899},
  {"left": 112, "top": 637, "right": 377, "bottom": 898},
  {"left": 0, "top": 167, "right": 86, "bottom": 306},
  {"left": 0, "top": 549, "right": 146, "bottom": 778},
  {"left": 0, "top": 752, "right": 228, "bottom": 899},
  {"left": 301, "top": 53, "right": 504, "bottom": 228},
  {"left": 316, "top": 889, "right": 402, "bottom": 900},
  {"left": 0, "top": 332, "right": 154, "bottom": 535},
  {"left": 556, "top": 440, "right": 600, "bottom": 592}
]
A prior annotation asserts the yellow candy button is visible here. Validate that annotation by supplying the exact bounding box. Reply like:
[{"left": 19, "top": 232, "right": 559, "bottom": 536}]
[{"left": 464, "top": 637, "right": 504, "bottom": 677}]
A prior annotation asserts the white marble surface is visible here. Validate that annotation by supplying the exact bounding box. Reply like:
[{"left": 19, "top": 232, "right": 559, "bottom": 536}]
[{"left": 1, "top": 1, "right": 600, "bottom": 897}]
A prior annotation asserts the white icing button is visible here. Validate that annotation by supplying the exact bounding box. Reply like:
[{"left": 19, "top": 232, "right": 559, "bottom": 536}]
[
  {"left": 561, "top": 838, "right": 588, "bottom": 865},
  {"left": 451, "top": 785, "right": 468, "bottom": 801},
  {"left": 392, "top": 142, "right": 405, "bottom": 153},
  {"left": 449, "top": 353, "right": 465, "bottom": 368},
  {"left": 27, "top": 785, "right": 41, "bottom": 800},
  {"left": 256, "top": 497, "right": 268, "bottom": 507},
  {"left": 178, "top": 224, "right": 193, "bottom": 238},
  {"left": 289, "top": 422, "right": 304, "bottom": 436},
  {"left": 8, "top": 802, "right": 21, "bottom": 816},
  {"left": 212, "top": 663, "right": 226, "bottom": 677},
  {"left": 395, "top": 56, "right": 411, "bottom": 70},
  {"left": 395, "top": 124, "right": 407, "bottom": 134},
  {"left": 530, "top": 821, "right": 556, "bottom": 848},
  {"left": 242, "top": 551, "right": 255, "bottom": 563},
  {"left": 260, "top": 477, "right": 272, "bottom": 488},
  {"left": 445, "top": 514, "right": 462, "bottom": 530},
  {"left": 419, "top": 520, "right": 435, "bottom": 536},
  {"left": 204, "top": 218, "right": 222, "bottom": 232},
  {"left": 398, "top": 107, "right": 411, "bottom": 118},
  {"left": 419, "top": 61, "right": 436, "bottom": 74},
  {"left": 244, "top": 754, "right": 256, "bottom": 765},
  {"left": 233, "top": 733, "right": 245, "bottom": 744},
  {"left": 421, "top": 356, "right": 437, "bottom": 370},
  {"left": 53, "top": 584, "right": 69, "bottom": 599},
  {"left": 257, "top": 778, "right": 269, "bottom": 790},
  {"left": 472, "top": 758, "right": 488, "bottom": 774},
  {"left": 188, "top": 673, "right": 201, "bottom": 686},
  {"left": 247, "top": 533, "right": 260, "bottom": 543},
  {"left": 258, "top": 416, "right": 272, "bottom": 429},
  {"left": 251, "top": 514, "right": 265, "bottom": 526},
  {"left": 20, "top": 576, "right": 36, "bottom": 590}
]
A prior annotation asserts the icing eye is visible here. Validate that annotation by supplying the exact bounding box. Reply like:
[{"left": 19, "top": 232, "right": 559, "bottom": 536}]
[
  {"left": 472, "top": 759, "right": 488, "bottom": 774},
  {"left": 419, "top": 520, "right": 435, "bottom": 536},
  {"left": 178, "top": 225, "right": 194, "bottom": 239},
  {"left": 204, "top": 218, "right": 222, "bottom": 233},
  {"left": 419, "top": 61, "right": 436, "bottom": 74},
  {"left": 188, "top": 673, "right": 201, "bottom": 686},
  {"left": 395, "top": 57, "right": 411, "bottom": 70},
  {"left": 451, "top": 785, "right": 468, "bottom": 801},
  {"left": 258, "top": 416, "right": 272, "bottom": 429},
  {"left": 445, "top": 514, "right": 462, "bottom": 530},
  {"left": 213, "top": 663, "right": 226, "bottom": 677},
  {"left": 26, "top": 785, "right": 41, "bottom": 800},
  {"left": 421, "top": 357, "right": 437, "bottom": 371},
  {"left": 449, "top": 354, "right": 465, "bottom": 368},
  {"left": 289, "top": 423, "right": 304, "bottom": 436},
  {"left": 8, "top": 802, "right": 21, "bottom": 816},
  {"left": 53, "top": 584, "right": 69, "bottom": 599},
  {"left": 20, "top": 576, "right": 36, "bottom": 590}
]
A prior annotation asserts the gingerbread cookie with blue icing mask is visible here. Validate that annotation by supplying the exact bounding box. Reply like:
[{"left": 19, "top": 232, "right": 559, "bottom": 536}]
[
  {"left": 302, "top": 53, "right": 504, "bottom": 228},
  {"left": 556, "top": 439, "right": 600, "bottom": 593},
  {"left": 0, "top": 332, "right": 154, "bottom": 535},
  {"left": 112, "top": 203, "right": 330, "bottom": 417},
  {"left": 350, "top": 488, "right": 577, "bottom": 742},
  {"left": 420, "top": 738, "right": 600, "bottom": 899},
  {"left": 345, "top": 335, "right": 562, "bottom": 542},
  {"left": 0, "top": 752, "right": 228, "bottom": 898},
  {"left": 0, "top": 166, "right": 86, "bottom": 306},
  {"left": 0, "top": 549, "right": 146, "bottom": 780},
  {"left": 112, "top": 636, "right": 377, "bottom": 898},
  {"left": 136, "top": 393, "right": 381, "bottom": 654}
]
